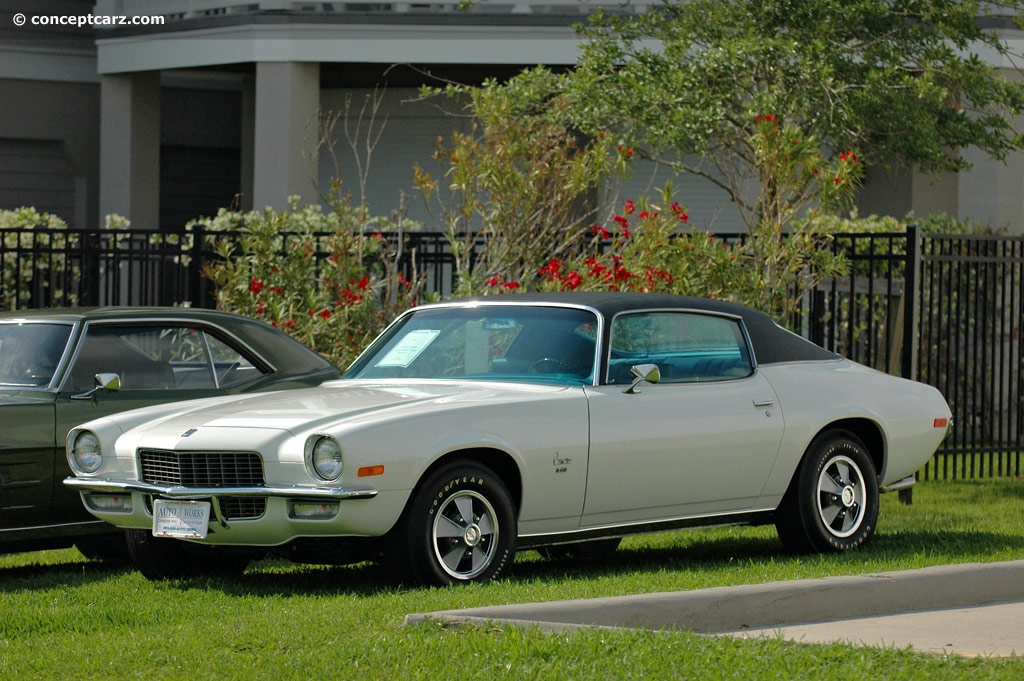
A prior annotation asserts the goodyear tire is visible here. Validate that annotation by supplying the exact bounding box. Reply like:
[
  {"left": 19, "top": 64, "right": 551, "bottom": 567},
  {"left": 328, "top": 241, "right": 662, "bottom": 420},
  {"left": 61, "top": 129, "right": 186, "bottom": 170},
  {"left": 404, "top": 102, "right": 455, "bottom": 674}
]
[
  {"left": 775, "top": 431, "right": 879, "bottom": 554},
  {"left": 391, "top": 461, "right": 517, "bottom": 586}
]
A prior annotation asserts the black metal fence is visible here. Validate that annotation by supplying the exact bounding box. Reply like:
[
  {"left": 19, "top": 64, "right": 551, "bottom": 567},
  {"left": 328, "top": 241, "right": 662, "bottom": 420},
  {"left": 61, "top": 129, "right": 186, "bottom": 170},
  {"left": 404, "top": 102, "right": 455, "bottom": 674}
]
[{"left": 2, "top": 224, "right": 1022, "bottom": 479}]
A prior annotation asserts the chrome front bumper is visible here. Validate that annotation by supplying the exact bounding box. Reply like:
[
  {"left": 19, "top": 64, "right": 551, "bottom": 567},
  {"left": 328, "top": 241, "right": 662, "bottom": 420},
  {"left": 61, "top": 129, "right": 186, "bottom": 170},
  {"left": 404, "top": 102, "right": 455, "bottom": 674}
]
[{"left": 63, "top": 476, "right": 378, "bottom": 501}]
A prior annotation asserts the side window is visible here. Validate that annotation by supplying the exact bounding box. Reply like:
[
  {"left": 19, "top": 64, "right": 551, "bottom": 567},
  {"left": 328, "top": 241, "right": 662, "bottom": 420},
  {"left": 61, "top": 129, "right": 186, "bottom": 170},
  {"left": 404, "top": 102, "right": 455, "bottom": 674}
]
[
  {"left": 607, "top": 312, "right": 753, "bottom": 384},
  {"left": 66, "top": 324, "right": 266, "bottom": 392},
  {"left": 0, "top": 323, "right": 73, "bottom": 388}
]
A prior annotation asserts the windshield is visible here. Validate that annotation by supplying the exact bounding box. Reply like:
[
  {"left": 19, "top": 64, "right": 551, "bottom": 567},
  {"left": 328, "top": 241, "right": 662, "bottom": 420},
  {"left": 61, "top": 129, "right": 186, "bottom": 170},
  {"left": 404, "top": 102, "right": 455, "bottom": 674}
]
[
  {"left": 0, "top": 322, "right": 74, "bottom": 388},
  {"left": 345, "top": 305, "right": 599, "bottom": 386}
]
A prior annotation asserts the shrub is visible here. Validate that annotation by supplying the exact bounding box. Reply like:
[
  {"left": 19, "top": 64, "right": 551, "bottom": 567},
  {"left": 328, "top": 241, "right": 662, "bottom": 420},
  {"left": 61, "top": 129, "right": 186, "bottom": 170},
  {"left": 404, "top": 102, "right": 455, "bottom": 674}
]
[{"left": 201, "top": 197, "right": 426, "bottom": 369}]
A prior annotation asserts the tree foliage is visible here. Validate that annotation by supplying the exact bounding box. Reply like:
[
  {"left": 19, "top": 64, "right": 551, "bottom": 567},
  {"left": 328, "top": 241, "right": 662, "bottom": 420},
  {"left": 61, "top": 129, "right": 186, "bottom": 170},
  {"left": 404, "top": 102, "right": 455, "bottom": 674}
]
[
  {"left": 568, "top": 0, "right": 1024, "bottom": 177},
  {"left": 414, "top": 67, "right": 618, "bottom": 296}
]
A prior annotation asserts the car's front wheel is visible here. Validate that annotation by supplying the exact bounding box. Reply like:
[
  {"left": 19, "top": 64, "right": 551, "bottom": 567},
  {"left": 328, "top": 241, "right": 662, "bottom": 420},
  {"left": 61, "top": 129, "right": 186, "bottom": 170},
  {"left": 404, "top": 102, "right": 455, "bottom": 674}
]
[
  {"left": 389, "top": 461, "right": 517, "bottom": 586},
  {"left": 775, "top": 431, "right": 879, "bottom": 554}
]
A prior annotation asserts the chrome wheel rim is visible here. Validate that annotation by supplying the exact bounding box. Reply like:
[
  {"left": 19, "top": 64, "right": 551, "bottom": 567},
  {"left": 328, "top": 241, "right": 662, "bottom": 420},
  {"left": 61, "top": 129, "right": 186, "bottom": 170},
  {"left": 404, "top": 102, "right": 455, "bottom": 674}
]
[
  {"left": 816, "top": 454, "right": 866, "bottom": 538},
  {"left": 432, "top": 490, "right": 499, "bottom": 580}
]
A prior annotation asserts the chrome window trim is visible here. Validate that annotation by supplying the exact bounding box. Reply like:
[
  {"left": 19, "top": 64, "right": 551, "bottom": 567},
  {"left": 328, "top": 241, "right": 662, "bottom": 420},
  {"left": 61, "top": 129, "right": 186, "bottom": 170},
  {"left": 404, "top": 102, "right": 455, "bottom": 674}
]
[
  {"left": 348, "top": 299, "right": 606, "bottom": 387},
  {"left": 56, "top": 317, "right": 275, "bottom": 393},
  {"left": 603, "top": 307, "right": 758, "bottom": 385}
]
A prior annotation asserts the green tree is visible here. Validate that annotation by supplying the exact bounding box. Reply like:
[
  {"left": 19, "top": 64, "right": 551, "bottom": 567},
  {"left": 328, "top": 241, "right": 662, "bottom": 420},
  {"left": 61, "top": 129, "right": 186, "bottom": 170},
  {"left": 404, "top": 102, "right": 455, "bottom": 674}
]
[
  {"left": 415, "top": 67, "right": 617, "bottom": 296},
  {"left": 568, "top": 0, "right": 1024, "bottom": 194},
  {"left": 554, "top": 0, "right": 1024, "bottom": 315}
]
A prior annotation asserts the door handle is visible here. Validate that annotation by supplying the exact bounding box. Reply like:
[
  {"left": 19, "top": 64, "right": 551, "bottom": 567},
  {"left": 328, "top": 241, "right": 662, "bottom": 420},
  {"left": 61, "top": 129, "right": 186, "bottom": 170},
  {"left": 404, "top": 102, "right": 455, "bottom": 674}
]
[{"left": 753, "top": 399, "right": 775, "bottom": 408}]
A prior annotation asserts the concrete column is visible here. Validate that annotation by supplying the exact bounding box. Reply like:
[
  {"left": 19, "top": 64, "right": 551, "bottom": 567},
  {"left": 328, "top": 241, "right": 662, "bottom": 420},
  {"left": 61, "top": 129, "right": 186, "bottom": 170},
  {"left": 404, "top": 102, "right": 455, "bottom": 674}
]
[
  {"left": 252, "top": 62, "right": 320, "bottom": 211},
  {"left": 240, "top": 75, "right": 255, "bottom": 212},
  {"left": 99, "top": 72, "right": 160, "bottom": 229},
  {"left": 856, "top": 163, "right": 957, "bottom": 224}
]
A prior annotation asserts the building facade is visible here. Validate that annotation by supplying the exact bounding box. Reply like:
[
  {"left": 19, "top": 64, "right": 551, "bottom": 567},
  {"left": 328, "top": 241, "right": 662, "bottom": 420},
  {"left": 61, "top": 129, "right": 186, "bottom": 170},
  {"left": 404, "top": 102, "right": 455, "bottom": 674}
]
[{"left": 2, "top": 0, "right": 1022, "bottom": 232}]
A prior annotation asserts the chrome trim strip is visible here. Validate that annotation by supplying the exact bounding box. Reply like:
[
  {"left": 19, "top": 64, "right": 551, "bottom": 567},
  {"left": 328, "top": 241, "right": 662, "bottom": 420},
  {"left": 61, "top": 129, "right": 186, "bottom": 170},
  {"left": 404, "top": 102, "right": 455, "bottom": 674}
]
[
  {"left": 63, "top": 476, "right": 377, "bottom": 500},
  {"left": 516, "top": 508, "right": 775, "bottom": 548}
]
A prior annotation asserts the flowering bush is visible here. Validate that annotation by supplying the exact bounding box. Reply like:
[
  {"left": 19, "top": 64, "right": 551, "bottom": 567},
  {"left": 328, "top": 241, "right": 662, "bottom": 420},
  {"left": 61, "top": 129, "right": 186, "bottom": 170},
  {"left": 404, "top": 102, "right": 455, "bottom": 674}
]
[
  {"left": 486, "top": 185, "right": 849, "bottom": 323},
  {"left": 0, "top": 207, "right": 75, "bottom": 309},
  {"left": 201, "top": 197, "right": 426, "bottom": 369}
]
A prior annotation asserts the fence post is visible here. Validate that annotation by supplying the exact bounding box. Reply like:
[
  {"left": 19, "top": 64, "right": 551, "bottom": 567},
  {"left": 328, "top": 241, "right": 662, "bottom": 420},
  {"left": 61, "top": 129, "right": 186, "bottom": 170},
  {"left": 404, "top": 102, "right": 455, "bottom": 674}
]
[
  {"left": 80, "top": 229, "right": 101, "bottom": 307},
  {"left": 901, "top": 225, "right": 920, "bottom": 381},
  {"left": 899, "top": 224, "right": 921, "bottom": 504},
  {"left": 189, "top": 224, "right": 206, "bottom": 308}
]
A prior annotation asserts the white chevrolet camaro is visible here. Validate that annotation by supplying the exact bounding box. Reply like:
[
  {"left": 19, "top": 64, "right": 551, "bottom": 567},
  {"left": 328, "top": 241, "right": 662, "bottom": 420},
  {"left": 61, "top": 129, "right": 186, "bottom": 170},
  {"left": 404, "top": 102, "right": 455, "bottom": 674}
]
[{"left": 65, "top": 293, "right": 951, "bottom": 585}]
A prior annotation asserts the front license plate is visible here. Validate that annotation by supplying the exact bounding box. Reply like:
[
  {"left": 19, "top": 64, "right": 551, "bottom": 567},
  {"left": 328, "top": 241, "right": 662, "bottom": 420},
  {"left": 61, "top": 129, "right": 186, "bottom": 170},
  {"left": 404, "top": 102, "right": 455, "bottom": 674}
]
[{"left": 152, "top": 500, "right": 211, "bottom": 539}]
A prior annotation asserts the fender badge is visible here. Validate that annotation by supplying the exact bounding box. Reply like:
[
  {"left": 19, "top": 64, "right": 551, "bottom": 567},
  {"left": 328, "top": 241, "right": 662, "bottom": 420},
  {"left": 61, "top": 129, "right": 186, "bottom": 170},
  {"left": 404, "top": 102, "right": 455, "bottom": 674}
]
[{"left": 181, "top": 428, "right": 198, "bottom": 438}]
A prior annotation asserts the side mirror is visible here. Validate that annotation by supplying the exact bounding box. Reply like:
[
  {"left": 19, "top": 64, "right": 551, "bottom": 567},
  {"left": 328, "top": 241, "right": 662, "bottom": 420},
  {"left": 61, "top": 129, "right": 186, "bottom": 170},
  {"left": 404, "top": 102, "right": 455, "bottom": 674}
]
[
  {"left": 70, "top": 372, "right": 122, "bottom": 401},
  {"left": 624, "top": 363, "right": 660, "bottom": 394}
]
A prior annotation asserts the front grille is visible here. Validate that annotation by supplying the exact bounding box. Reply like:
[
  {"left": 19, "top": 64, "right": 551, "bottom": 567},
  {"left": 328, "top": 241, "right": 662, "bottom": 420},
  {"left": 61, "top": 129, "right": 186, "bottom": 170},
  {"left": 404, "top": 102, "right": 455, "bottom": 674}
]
[
  {"left": 139, "top": 449, "right": 265, "bottom": 487},
  {"left": 143, "top": 495, "right": 267, "bottom": 521},
  {"left": 220, "top": 498, "right": 266, "bottom": 519}
]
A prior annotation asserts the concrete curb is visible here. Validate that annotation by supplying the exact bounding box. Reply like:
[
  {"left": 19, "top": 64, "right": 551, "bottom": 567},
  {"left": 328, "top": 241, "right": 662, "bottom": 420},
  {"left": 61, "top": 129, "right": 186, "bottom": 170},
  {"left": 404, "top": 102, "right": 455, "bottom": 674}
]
[{"left": 404, "top": 560, "right": 1024, "bottom": 634}]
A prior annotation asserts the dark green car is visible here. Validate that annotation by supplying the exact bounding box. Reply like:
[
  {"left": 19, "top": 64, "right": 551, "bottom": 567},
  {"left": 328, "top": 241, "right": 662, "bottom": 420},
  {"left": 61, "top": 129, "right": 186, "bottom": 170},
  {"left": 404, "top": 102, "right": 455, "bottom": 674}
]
[{"left": 0, "top": 307, "right": 340, "bottom": 559}]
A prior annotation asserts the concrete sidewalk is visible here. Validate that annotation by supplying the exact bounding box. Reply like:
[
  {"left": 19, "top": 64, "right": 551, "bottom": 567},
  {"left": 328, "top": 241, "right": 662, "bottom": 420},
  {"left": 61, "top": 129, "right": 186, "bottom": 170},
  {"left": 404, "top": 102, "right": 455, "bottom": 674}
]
[{"left": 405, "top": 560, "right": 1024, "bottom": 657}]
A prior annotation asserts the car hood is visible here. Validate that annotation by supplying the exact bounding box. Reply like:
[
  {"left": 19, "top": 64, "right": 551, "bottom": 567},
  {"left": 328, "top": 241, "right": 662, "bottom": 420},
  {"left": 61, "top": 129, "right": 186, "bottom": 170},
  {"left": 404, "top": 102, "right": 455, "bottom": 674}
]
[{"left": 108, "top": 379, "right": 574, "bottom": 437}]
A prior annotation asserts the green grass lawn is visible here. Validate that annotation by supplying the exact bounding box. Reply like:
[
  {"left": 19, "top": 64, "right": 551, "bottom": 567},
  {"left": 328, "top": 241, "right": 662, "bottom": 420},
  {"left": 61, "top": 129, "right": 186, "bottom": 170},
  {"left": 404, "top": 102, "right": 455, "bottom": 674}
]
[{"left": 1, "top": 479, "right": 1022, "bottom": 679}]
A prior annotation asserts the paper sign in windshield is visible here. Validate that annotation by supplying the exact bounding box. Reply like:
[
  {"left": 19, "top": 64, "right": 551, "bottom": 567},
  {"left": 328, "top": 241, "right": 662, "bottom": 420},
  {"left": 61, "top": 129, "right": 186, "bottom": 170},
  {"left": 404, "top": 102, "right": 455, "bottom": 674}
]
[{"left": 376, "top": 329, "right": 440, "bottom": 367}]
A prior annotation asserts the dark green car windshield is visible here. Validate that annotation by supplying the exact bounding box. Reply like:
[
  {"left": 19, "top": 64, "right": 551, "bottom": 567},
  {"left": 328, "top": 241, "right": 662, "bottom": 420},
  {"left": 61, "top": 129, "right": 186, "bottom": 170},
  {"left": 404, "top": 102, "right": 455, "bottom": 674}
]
[
  {"left": 346, "top": 306, "right": 598, "bottom": 386},
  {"left": 0, "top": 323, "right": 73, "bottom": 388}
]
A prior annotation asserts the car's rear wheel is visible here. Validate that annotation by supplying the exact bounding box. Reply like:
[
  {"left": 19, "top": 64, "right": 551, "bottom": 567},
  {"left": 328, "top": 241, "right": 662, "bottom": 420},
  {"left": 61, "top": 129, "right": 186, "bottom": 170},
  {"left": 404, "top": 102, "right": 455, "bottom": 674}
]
[
  {"left": 775, "top": 431, "right": 879, "bottom": 554},
  {"left": 125, "top": 529, "right": 251, "bottom": 580},
  {"left": 389, "top": 461, "right": 517, "bottom": 586}
]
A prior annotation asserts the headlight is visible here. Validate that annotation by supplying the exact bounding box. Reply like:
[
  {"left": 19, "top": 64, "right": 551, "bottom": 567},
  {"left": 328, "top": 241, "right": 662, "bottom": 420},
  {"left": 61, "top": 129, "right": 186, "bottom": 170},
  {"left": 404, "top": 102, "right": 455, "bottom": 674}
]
[
  {"left": 307, "top": 435, "right": 343, "bottom": 481},
  {"left": 70, "top": 430, "right": 102, "bottom": 474}
]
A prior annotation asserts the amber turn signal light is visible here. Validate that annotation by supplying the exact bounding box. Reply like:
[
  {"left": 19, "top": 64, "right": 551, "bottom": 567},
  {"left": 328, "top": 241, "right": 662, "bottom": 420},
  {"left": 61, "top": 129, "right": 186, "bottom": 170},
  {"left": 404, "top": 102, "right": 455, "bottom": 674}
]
[{"left": 357, "top": 465, "right": 385, "bottom": 477}]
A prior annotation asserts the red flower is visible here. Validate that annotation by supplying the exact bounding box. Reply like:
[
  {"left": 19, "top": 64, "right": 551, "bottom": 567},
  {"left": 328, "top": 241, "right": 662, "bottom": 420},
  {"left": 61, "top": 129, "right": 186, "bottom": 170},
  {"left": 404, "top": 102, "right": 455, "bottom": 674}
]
[
  {"left": 539, "top": 259, "right": 563, "bottom": 280},
  {"left": 249, "top": 278, "right": 264, "bottom": 294},
  {"left": 486, "top": 276, "right": 502, "bottom": 287},
  {"left": 562, "top": 271, "right": 582, "bottom": 290},
  {"left": 502, "top": 281, "right": 520, "bottom": 290},
  {"left": 623, "top": 200, "right": 636, "bottom": 215},
  {"left": 591, "top": 225, "right": 612, "bottom": 240},
  {"left": 320, "top": 309, "right": 331, "bottom": 320},
  {"left": 617, "top": 146, "right": 635, "bottom": 157},
  {"left": 613, "top": 215, "right": 629, "bottom": 229},
  {"left": 670, "top": 202, "right": 689, "bottom": 223}
]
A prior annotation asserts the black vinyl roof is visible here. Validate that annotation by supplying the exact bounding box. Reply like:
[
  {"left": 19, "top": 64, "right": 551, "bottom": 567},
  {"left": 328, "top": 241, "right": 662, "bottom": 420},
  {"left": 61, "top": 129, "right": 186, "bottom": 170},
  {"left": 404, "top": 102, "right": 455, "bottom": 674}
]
[{"left": 451, "top": 293, "right": 841, "bottom": 365}]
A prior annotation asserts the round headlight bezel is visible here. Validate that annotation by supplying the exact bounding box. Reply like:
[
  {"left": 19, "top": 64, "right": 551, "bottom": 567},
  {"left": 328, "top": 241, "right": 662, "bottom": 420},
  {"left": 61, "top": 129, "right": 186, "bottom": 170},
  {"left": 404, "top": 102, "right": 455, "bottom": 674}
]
[
  {"left": 71, "top": 430, "right": 103, "bottom": 474},
  {"left": 307, "top": 435, "right": 343, "bottom": 481}
]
